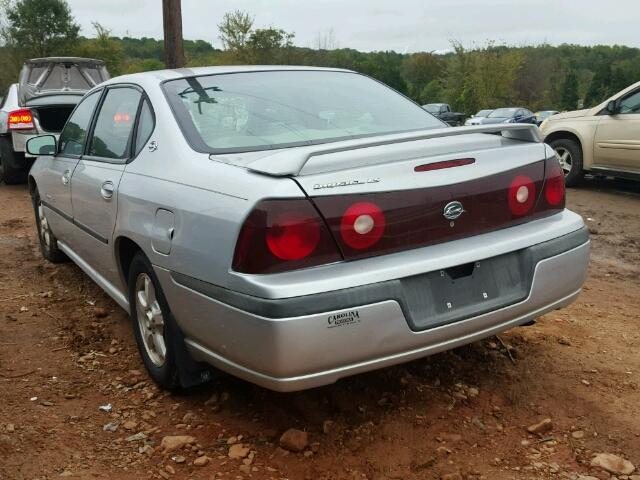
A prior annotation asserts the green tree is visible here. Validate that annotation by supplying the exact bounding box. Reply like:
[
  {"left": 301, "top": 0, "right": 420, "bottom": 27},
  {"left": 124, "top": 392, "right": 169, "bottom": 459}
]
[
  {"left": 246, "top": 27, "right": 294, "bottom": 64},
  {"left": 559, "top": 71, "right": 579, "bottom": 110},
  {"left": 218, "top": 10, "right": 253, "bottom": 61},
  {"left": 74, "top": 23, "right": 124, "bottom": 75},
  {"left": 420, "top": 79, "right": 444, "bottom": 104},
  {"left": 584, "top": 63, "right": 612, "bottom": 107},
  {"left": 5, "top": 0, "right": 79, "bottom": 56},
  {"left": 400, "top": 52, "right": 442, "bottom": 100},
  {"left": 120, "top": 58, "right": 165, "bottom": 74},
  {"left": 443, "top": 43, "right": 476, "bottom": 113}
]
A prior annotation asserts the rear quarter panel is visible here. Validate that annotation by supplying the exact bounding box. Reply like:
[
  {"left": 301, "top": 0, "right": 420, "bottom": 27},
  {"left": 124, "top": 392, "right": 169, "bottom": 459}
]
[{"left": 116, "top": 82, "right": 304, "bottom": 290}]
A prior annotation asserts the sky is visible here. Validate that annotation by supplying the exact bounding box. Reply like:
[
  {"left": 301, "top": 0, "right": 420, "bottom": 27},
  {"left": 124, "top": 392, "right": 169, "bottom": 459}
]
[{"left": 66, "top": 0, "right": 640, "bottom": 53}]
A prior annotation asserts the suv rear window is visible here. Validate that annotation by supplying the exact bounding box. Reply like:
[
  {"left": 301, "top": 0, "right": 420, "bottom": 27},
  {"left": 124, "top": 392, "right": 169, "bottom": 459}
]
[{"left": 163, "top": 70, "right": 442, "bottom": 154}]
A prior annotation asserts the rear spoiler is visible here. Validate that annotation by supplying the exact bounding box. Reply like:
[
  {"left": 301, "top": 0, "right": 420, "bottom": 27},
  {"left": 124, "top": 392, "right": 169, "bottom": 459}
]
[{"left": 246, "top": 124, "right": 541, "bottom": 177}]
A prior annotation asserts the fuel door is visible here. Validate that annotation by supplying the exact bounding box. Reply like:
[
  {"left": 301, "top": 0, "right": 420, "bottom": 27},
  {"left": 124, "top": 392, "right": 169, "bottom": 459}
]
[{"left": 152, "top": 208, "right": 175, "bottom": 255}]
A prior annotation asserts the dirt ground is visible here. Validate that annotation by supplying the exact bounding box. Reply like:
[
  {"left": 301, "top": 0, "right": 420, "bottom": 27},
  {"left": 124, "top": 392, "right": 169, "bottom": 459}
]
[{"left": 1, "top": 178, "right": 639, "bottom": 480}]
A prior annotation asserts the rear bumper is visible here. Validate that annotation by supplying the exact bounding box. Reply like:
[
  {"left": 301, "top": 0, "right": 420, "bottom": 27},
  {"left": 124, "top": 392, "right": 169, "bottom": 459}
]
[
  {"left": 156, "top": 227, "right": 590, "bottom": 392},
  {"left": 11, "top": 131, "right": 39, "bottom": 158}
]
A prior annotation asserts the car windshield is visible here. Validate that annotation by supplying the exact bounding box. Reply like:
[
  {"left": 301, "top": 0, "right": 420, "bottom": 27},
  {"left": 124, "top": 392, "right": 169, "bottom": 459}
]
[
  {"left": 476, "top": 109, "right": 492, "bottom": 117},
  {"left": 163, "top": 70, "right": 443, "bottom": 153},
  {"left": 488, "top": 108, "right": 518, "bottom": 118},
  {"left": 424, "top": 104, "right": 441, "bottom": 113}
]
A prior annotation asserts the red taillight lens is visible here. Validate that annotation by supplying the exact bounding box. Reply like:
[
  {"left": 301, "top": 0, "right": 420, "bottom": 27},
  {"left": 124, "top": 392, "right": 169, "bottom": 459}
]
[
  {"left": 232, "top": 199, "right": 342, "bottom": 274},
  {"left": 508, "top": 175, "right": 536, "bottom": 217},
  {"left": 544, "top": 156, "right": 565, "bottom": 207},
  {"left": 266, "top": 210, "right": 320, "bottom": 260},
  {"left": 8, "top": 109, "right": 35, "bottom": 130},
  {"left": 340, "top": 202, "right": 385, "bottom": 249}
]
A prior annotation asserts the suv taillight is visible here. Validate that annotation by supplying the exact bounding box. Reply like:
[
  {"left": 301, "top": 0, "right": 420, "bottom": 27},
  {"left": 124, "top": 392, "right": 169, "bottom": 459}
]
[
  {"left": 232, "top": 199, "right": 342, "bottom": 274},
  {"left": 8, "top": 109, "right": 35, "bottom": 130}
]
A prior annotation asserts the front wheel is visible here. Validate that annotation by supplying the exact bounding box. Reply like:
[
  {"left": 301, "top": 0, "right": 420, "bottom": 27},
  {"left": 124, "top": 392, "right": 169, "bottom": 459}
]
[
  {"left": 549, "top": 138, "right": 584, "bottom": 187},
  {"left": 128, "top": 252, "right": 180, "bottom": 389}
]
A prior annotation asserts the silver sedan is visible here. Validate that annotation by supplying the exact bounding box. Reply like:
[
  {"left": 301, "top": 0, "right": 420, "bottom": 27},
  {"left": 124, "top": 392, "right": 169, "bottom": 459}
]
[{"left": 26, "top": 66, "right": 589, "bottom": 391}]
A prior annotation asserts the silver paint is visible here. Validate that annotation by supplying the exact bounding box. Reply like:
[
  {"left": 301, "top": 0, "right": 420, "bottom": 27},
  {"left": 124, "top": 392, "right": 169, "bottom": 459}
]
[{"left": 28, "top": 66, "right": 590, "bottom": 391}]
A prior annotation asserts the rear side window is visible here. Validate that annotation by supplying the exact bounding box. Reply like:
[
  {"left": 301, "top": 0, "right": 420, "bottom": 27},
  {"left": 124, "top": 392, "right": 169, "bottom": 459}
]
[
  {"left": 135, "top": 99, "right": 154, "bottom": 155},
  {"left": 89, "top": 88, "right": 142, "bottom": 160},
  {"left": 59, "top": 90, "right": 101, "bottom": 156}
]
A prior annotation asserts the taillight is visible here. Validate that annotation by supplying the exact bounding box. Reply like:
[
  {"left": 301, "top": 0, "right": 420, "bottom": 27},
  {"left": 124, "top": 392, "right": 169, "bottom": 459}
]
[
  {"left": 508, "top": 175, "right": 536, "bottom": 217},
  {"left": 266, "top": 210, "right": 320, "bottom": 260},
  {"left": 543, "top": 156, "right": 565, "bottom": 207},
  {"left": 340, "top": 202, "right": 386, "bottom": 249},
  {"left": 8, "top": 109, "right": 35, "bottom": 130},
  {"left": 232, "top": 199, "right": 342, "bottom": 274}
]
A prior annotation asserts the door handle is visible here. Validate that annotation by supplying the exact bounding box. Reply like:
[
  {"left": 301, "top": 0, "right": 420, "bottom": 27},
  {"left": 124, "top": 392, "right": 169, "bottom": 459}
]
[
  {"left": 61, "top": 170, "right": 71, "bottom": 185},
  {"left": 100, "top": 181, "right": 114, "bottom": 200}
]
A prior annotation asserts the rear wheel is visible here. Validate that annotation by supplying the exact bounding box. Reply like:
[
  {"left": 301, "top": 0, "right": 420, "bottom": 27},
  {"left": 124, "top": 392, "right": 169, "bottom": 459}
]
[
  {"left": 128, "top": 252, "right": 180, "bottom": 389},
  {"left": 0, "top": 136, "right": 28, "bottom": 185},
  {"left": 32, "top": 188, "right": 68, "bottom": 263},
  {"left": 549, "top": 138, "right": 583, "bottom": 187}
]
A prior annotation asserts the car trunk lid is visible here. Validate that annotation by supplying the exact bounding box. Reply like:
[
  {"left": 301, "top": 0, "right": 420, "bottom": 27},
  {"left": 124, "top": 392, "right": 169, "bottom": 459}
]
[
  {"left": 288, "top": 126, "right": 557, "bottom": 262},
  {"left": 18, "top": 57, "right": 110, "bottom": 105},
  {"left": 230, "top": 124, "right": 566, "bottom": 273}
]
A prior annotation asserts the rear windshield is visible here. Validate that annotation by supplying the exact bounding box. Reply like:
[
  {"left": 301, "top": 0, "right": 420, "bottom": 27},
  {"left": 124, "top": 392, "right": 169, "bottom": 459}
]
[
  {"left": 488, "top": 108, "right": 518, "bottom": 118},
  {"left": 163, "top": 70, "right": 443, "bottom": 153}
]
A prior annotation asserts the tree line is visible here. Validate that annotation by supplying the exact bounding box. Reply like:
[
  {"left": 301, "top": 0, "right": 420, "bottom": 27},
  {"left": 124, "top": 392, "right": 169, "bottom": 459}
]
[{"left": 1, "top": 0, "right": 639, "bottom": 115}]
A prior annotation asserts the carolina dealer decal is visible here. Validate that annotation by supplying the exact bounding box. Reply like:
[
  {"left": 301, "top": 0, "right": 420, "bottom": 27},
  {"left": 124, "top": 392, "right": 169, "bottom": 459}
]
[{"left": 327, "top": 310, "right": 361, "bottom": 328}]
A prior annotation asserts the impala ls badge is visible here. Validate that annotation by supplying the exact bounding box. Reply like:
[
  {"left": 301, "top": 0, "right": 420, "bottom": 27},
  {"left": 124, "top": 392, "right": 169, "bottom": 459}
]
[{"left": 443, "top": 201, "right": 465, "bottom": 220}]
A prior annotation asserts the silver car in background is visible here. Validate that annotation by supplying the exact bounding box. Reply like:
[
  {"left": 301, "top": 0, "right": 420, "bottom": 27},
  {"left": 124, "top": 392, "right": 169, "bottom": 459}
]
[
  {"left": 0, "top": 57, "right": 109, "bottom": 183},
  {"left": 26, "top": 66, "right": 589, "bottom": 392}
]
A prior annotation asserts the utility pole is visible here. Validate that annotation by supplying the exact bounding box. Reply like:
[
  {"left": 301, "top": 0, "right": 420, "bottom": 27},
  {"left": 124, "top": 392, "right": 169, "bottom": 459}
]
[{"left": 162, "top": 0, "right": 185, "bottom": 68}]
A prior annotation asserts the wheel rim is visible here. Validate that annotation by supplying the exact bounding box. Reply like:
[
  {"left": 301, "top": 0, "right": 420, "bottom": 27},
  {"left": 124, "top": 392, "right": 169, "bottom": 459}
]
[
  {"left": 135, "top": 273, "right": 166, "bottom": 367},
  {"left": 37, "top": 202, "right": 52, "bottom": 249},
  {"left": 555, "top": 147, "right": 573, "bottom": 175}
]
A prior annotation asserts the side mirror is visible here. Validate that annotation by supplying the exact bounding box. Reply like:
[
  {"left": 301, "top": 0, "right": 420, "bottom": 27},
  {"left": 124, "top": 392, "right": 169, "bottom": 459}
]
[
  {"left": 26, "top": 135, "right": 57, "bottom": 156},
  {"left": 605, "top": 100, "right": 620, "bottom": 115}
]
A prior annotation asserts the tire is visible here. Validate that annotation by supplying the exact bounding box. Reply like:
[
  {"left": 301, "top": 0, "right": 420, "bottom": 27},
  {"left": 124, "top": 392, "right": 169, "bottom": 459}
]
[
  {"left": 0, "top": 136, "right": 28, "bottom": 185},
  {"left": 128, "top": 252, "right": 181, "bottom": 390},
  {"left": 549, "top": 138, "right": 584, "bottom": 187},
  {"left": 32, "top": 188, "right": 68, "bottom": 263}
]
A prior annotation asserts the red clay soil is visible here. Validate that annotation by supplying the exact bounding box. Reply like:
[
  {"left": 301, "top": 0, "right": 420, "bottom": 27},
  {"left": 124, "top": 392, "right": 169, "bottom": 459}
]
[{"left": 0, "top": 178, "right": 639, "bottom": 480}]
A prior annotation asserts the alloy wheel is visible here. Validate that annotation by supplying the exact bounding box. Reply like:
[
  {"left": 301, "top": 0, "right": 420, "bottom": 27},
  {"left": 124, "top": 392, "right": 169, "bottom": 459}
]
[
  {"left": 37, "top": 202, "right": 52, "bottom": 249},
  {"left": 135, "top": 273, "right": 166, "bottom": 367},
  {"left": 555, "top": 146, "right": 573, "bottom": 175}
]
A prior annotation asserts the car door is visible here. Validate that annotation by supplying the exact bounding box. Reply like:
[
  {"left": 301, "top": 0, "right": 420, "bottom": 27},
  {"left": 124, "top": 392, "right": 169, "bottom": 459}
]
[
  {"left": 593, "top": 88, "right": 640, "bottom": 172},
  {"left": 36, "top": 90, "right": 102, "bottom": 240},
  {"left": 69, "top": 85, "right": 143, "bottom": 285}
]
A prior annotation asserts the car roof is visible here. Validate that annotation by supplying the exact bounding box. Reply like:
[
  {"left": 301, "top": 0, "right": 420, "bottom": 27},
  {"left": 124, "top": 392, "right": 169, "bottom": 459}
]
[{"left": 101, "top": 65, "right": 354, "bottom": 88}]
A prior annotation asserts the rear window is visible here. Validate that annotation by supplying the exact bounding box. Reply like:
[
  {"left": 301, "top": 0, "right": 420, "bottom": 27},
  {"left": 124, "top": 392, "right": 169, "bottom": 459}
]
[
  {"left": 163, "top": 70, "right": 443, "bottom": 154},
  {"left": 489, "top": 108, "right": 518, "bottom": 118}
]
